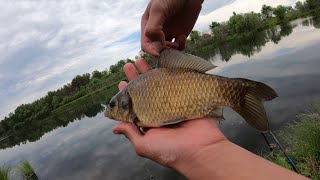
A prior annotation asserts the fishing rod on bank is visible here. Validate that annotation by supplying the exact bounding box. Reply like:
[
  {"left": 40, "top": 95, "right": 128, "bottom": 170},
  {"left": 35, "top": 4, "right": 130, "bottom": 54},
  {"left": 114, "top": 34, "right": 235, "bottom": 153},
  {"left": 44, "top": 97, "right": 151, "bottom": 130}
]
[{"left": 261, "top": 131, "right": 300, "bottom": 174}]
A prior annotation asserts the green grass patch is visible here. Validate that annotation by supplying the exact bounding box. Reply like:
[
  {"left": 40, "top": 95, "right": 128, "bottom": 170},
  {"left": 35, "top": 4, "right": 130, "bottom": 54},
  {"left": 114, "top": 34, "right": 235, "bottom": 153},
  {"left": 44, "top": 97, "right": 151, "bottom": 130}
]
[
  {"left": 16, "top": 160, "right": 38, "bottom": 180},
  {"left": 266, "top": 103, "right": 320, "bottom": 179},
  {"left": 0, "top": 165, "right": 11, "bottom": 180}
]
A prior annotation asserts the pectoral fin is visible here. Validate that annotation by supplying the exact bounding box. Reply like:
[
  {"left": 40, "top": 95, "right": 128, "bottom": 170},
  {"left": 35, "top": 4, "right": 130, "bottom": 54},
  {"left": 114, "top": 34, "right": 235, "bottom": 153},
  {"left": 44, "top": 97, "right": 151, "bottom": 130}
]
[
  {"left": 158, "top": 49, "right": 216, "bottom": 73},
  {"left": 129, "top": 113, "right": 145, "bottom": 135},
  {"left": 209, "top": 107, "right": 225, "bottom": 123}
]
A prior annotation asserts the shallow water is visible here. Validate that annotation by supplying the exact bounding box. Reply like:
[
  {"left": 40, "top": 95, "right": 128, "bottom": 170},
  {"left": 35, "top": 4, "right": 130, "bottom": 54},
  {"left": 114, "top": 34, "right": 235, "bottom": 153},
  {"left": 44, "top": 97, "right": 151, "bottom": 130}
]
[{"left": 1, "top": 18, "right": 320, "bottom": 180}]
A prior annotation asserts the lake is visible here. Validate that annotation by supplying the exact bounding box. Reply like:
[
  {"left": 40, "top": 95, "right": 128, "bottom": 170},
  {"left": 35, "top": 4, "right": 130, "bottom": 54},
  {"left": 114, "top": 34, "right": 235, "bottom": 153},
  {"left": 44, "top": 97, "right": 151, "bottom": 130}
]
[{"left": 1, "top": 18, "right": 320, "bottom": 180}]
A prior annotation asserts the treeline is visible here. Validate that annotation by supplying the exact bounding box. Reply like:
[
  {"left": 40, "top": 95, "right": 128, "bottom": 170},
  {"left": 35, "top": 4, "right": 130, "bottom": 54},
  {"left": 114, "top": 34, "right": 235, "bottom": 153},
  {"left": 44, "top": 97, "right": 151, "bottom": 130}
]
[
  {"left": 0, "top": 89, "right": 112, "bottom": 149},
  {"left": 0, "top": 51, "right": 157, "bottom": 147},
  {"left": 0, "top": 58, "right": 135, "bottom": 137},
  {"left": 185, "top": 0, "right": 320, "bottom": 54}
]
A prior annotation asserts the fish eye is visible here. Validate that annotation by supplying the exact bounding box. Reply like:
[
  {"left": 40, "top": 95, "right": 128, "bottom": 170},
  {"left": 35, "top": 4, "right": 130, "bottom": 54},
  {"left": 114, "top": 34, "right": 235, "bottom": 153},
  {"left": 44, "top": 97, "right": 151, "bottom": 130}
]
[
  {"left": 121, "top": 100, "right": 129, "bottom": 109},
  {"left": 109, "top": 100, "right": 116, "bottom": 108}
]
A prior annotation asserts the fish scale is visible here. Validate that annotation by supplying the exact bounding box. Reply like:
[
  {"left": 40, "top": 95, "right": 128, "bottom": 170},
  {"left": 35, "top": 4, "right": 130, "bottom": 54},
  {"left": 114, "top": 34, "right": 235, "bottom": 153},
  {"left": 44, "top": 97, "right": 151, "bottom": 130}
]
[{"left": 127, "top": 68, "right": 243, "bottom": 127}]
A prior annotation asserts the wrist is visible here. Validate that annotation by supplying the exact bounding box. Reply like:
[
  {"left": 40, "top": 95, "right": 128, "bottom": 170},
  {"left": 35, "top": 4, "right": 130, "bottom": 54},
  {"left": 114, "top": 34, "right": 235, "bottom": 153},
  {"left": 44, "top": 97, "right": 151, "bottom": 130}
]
[{"left": 172, "top": 139, "right": 233, "bottom": 179}]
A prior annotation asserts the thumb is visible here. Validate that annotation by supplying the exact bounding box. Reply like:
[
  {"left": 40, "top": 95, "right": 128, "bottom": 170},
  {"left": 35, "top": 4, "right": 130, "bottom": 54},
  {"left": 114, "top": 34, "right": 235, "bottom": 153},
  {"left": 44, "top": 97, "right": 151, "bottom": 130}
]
[{"left": 112, "top": 122, "right": 142, "bottom": 146}]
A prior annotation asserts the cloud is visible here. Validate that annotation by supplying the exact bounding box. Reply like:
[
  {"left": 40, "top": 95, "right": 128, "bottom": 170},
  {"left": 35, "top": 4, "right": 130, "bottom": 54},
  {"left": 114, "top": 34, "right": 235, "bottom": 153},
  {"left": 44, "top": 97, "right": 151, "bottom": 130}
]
[
  {"left": 0, "top": 0, "right": 149, "bottom": 118},
  {"left": 201, "top": 0, "right": 236, "bottom": 15},
  {"left": 0, "top": 0, "right": 303, "bottom": 119},
  {"left": 195, "top": 0, "right": 301, "bottom": 32}
]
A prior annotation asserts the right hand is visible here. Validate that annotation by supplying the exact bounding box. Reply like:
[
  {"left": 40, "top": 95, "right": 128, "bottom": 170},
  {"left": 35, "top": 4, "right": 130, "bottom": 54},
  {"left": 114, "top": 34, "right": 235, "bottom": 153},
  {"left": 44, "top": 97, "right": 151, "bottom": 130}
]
[
  {"left": 112, "top": 59, "right": 228, "bottom": 168},
  {"left": 141, "top": 0, "right": 204, "bottom": 56}
]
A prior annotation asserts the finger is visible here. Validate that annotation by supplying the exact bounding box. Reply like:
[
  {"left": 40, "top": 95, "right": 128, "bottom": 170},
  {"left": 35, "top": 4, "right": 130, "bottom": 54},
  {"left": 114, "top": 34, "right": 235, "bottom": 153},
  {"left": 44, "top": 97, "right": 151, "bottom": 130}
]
[
  {"left": 144, "top": 3, "right": 166, "bottom": 46},
  {"left": 174, "top": 34, "right": 187, "bottom": 50},
  {"left": 113, "top": 122, "right": 143, "bottom": 146},
  {"left": 118, "top": 81, "right": 127, "bottom": 90},
  {"left": 141, "top": 41, "right": 160, "bottom": 57},
  {"left": 165, "top": 41, "right": 179, "bottom": 49},
  {"left": 135, "top": 58, "right": 151, "bottom": 73},
  {"left": 141, "top": 1, "right": 160, "bottom": 56},
  {"left": 123, "top": 63, "right": 138, "bottom": 81}
]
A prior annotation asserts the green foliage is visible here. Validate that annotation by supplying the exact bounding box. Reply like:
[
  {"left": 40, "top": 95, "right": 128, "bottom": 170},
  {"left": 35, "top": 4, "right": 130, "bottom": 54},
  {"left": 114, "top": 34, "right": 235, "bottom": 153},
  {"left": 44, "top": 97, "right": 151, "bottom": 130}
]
[
  {"left": 0, "top": 165, "right": 11, "bottom": 180},
  {"left": 189, "top": 30, "right": 201, "bottom": 43},
  {"left": 71, "top": 73, "right": 91, "bottom": 90},
  {"left": 266, "top": 104, "right": 320, "bottom": 180},
  {"left": 16, "top": 160, "right": 38, "bottom": 180},
  {"left": 305, "top": 0, "right": 320, "bottom": 11},
  {"left": 265, "top": 152, "right": 293, "bottom": 170},
  {"left": 261, "top": 5, "right": 273, "bottom": 20},
  {"left": 186, "top": 1, "right": 320, "bottom": 57},
  {"left": 228, "top": 12, "right": 264, "bottom": 34},
  {"left": 295, "top": 1, "right": 305, "bottom": 12},
  {"left": 91, "top": 70, "right": 102, "bottom": 79},
  {"left": 209, "top": 21, "right": 220, "bottom": 31},
  {"left": 273, "top": 5, "right": 288, "bottom": 21},
  {"left": 109, "top": 58, "right": 133, "bottom": 73}
]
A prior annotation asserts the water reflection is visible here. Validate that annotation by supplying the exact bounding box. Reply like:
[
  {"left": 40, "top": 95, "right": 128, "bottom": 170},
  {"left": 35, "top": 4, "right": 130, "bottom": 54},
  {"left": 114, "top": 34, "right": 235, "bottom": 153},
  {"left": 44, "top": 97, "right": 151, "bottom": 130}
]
[
  {"left": 197, "top": 22, "right": 296, "bottom": 61},
  {"left": 302, "top": 16, "right": 320, "bottom": 28},
  {"left": 1, "top": 18, "right": 320, "bottom": 180},
  {"left": 0, "top": 91, "right": 107, "bottom": 150}
]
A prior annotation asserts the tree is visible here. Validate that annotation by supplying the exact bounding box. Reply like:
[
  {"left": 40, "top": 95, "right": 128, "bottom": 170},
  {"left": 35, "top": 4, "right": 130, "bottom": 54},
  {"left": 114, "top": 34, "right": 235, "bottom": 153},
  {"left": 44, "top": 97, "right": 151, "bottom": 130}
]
[
  {"left": 261, "top": 5, "right": 273, "bottom": 20},
  {"left": 189, "top": 30, "right": 201, "bottom": 42},
  {"left": 92, "top": 70, "right": 102, "bottom": 79},
  {"left": 209, "top": 22, "right": 220, "bottom": 31},
  {"left": 228, "top": 12, "right": 263, "bottom": 35},
  {"left": 295, "top": 1, "right": 305, "bottom": 12},
  {"left": 273, "top": 5, "right": 287, "bottom": 21},
  {"left": 71, "top": 73, "right": 91, "bottom": 90},
  {"left": 305, "top": 0, "right": 320, "bottom": 10},
  {"left": 109, "top": 60, "right": 126, "bottom": 73}
]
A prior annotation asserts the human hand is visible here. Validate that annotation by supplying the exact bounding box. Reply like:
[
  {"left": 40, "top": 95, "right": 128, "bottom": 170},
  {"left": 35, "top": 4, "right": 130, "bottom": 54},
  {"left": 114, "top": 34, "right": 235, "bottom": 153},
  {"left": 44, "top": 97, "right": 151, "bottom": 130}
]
[
  {"left": 141, "top": 0, "right": 204, "bottom": 56},
  {"left": 112, "top": 58, "right": 227, "bottom": 169}
]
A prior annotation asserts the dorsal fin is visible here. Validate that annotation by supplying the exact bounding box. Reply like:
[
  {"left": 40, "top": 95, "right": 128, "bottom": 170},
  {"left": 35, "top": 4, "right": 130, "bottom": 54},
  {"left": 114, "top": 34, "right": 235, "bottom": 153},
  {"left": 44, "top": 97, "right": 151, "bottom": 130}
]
[{"left": 158, "top": 49, "right": 216, "bottom": 73}]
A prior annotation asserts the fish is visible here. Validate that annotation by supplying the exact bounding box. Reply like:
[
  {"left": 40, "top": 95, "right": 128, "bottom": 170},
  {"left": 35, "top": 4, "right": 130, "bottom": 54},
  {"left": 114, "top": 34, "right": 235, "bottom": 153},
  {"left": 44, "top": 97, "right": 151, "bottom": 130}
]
[{"left": 104, "top": 49, "right": 277, "bottom": 133}]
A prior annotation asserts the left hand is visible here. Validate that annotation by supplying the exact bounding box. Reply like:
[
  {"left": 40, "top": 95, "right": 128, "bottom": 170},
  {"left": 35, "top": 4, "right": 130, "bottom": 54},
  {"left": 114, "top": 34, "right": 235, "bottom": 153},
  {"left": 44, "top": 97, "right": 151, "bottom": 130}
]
[{"left": 112, "top": 59, "right": 226, "bottom": 168}]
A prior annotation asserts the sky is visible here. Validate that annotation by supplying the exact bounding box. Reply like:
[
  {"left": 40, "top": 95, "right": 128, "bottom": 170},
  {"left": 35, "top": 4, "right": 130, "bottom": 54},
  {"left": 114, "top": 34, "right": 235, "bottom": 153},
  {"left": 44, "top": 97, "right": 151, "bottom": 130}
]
[{"left": 0, "top": 0, "right": 300, "bottom": 119}]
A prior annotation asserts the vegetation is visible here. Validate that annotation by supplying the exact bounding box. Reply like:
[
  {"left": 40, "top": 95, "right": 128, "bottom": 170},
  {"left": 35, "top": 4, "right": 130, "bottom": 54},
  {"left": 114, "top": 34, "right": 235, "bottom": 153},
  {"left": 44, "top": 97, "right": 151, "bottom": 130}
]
[
  {"left": 185, "top": 0, "right": 320, "bottom": 56},
  {"left": 265, "top": 104, "right": 320, "bottom": 180},
  {"left": 0, "top": 1, "right": 319, "bottom": 149},
  {"left": 0, "top": 160, "right": 38, "bottom": 180},
  {"left": 0, "top": 165, "right": 11, "bottom": 180},
  {"left": 16, "top": 160, "right": 38, "bottom": 180}
]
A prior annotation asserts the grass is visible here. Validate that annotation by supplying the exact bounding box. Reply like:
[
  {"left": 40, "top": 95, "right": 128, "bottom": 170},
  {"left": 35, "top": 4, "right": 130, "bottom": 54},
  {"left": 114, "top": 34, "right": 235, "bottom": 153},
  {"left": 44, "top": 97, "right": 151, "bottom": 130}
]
[
  {"left": 16, "top": 160, "right": 38, "bottom": 180},
  {"left": 266, "top": 103, "right": 320, "bottom": 180},
  {"left": 0, "top": 165, "right": 11, "bottom": 180}
]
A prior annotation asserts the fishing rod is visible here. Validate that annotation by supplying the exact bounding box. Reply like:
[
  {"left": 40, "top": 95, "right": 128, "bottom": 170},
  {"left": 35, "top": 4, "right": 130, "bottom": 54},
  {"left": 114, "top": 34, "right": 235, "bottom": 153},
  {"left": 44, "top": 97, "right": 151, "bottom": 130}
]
[
  {"left": 261, "top": 131, "right": 300, "bottom": 174},
  {"left": 261, "top": 133, "right": 274, "bottom": 151}
]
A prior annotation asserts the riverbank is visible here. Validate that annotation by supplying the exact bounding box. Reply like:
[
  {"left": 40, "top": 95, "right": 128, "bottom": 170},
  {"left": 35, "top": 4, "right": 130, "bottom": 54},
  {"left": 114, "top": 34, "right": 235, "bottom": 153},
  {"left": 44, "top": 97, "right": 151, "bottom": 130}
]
[{"left": 264, "top": 103, "right": 320, "bottom": 180}]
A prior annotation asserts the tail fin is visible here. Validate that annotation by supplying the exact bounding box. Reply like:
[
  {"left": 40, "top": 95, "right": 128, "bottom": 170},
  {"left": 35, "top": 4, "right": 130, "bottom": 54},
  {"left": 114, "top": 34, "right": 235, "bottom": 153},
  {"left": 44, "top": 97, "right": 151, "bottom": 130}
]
[{"left": 235, "top": 79, "right": 278, "bottom": 133}]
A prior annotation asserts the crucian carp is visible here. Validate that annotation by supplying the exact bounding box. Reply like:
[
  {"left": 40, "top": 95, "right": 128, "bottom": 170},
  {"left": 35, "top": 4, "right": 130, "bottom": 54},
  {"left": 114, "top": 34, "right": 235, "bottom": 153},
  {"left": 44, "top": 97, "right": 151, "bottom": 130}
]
[{"left": 105, "top": 49, "right": 277, "bottom": 133}]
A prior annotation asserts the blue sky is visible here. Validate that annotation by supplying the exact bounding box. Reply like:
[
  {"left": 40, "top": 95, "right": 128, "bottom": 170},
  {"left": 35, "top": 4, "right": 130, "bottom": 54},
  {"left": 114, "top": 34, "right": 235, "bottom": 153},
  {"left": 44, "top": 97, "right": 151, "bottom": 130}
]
[{"left": 0, "top": 0, "right": 299, "bottom": 119}]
